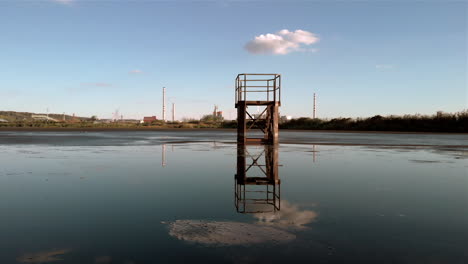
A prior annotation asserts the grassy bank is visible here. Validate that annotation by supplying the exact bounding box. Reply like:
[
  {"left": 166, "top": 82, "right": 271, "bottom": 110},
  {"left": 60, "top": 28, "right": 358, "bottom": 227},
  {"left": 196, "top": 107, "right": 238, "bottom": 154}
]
[{"left": 0, "top": 120, "right": 227, "bottom": 129}]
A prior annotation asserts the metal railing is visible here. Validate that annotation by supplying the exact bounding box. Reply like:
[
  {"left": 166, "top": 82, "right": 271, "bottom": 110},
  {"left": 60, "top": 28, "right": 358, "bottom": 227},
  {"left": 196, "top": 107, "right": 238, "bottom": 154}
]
[{"left": 235, "top": 73, "right": 281, "bottom": 104}]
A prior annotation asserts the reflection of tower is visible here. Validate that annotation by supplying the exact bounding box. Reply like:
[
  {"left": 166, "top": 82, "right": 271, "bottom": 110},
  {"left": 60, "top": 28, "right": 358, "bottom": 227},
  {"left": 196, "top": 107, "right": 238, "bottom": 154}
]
[
  {"left": 162, "top": 144, "right": 166, "bottom": 167},
  {"left": 235, "top": 144, "right": 280, "bottom": 213},
  {"left": 312, "top": 145, "right": 316, "bottom": 163}
]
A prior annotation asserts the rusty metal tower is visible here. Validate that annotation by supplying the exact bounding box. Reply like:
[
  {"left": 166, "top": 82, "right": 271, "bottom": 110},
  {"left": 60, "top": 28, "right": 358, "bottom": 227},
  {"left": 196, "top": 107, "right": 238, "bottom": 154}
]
[{"left": 235, "top": 74, "right": 281, "bottom": 145}]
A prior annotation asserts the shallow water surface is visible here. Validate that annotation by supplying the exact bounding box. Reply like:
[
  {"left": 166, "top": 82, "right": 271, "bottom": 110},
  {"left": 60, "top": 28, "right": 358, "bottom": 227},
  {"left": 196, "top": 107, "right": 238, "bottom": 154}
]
[{"left": 0, "top": 131, "right": 467, "bottom": 264}]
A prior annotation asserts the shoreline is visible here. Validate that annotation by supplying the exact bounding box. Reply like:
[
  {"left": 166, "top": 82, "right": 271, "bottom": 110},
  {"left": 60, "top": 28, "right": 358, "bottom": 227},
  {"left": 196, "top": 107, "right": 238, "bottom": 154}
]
[{"left": 0, "top": 127, "right": 466, "bottom": 135}]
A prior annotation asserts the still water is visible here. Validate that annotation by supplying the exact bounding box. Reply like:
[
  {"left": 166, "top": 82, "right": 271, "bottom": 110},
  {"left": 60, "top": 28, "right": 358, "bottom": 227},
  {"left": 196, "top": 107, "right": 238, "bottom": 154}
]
[{"left": 0, "top": 131, "right": 467, "bottom": 264}]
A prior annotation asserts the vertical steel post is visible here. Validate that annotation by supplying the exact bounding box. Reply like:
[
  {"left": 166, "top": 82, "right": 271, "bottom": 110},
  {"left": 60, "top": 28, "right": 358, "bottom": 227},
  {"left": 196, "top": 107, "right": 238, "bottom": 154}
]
[
  {"left": 243, "top": 75, "right": 246, "bottom": 101},
  {"left": 267, "top": 80, "right": 270, "bottom": 101}
]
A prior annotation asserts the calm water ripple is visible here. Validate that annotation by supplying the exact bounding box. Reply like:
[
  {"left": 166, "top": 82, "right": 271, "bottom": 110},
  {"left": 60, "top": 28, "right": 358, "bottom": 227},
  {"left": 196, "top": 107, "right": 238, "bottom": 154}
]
[{"left": 0, "top": 131, "right": 467, "bottom": 264}]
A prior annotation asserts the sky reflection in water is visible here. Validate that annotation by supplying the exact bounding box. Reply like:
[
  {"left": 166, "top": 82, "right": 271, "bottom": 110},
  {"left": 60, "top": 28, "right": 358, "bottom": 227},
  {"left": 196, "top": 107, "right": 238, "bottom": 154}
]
[{"left": 0, "top": 133, "right": 467, "bottom": 263}]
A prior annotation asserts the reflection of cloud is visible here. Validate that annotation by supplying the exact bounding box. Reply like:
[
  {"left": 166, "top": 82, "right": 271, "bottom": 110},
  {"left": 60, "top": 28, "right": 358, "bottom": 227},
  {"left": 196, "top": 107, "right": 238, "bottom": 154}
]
[
  {"left": 168, "top": 220, "right": 295, "bottom": 246},
  {"left": 253, "top": 201, "right": 318, "bottom": 228},
  {"left": 17, "top": 249, "right": 71, "bottom": 263}
]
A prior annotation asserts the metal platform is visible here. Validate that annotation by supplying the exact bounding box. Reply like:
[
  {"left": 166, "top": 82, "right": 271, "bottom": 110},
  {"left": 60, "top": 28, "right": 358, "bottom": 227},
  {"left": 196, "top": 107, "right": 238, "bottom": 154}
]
[{"left": 235, "top": 74, "right": 281, "bottom": 145}]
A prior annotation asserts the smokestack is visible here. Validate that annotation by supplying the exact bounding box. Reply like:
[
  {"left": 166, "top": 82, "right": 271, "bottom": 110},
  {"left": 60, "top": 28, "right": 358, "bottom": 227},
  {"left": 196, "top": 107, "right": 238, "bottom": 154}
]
[
  {"left": 162, "top": 87, "right": 166, "bottom": 121},
  {"left": 313, "top": 93, "right": 317, "bottom": 119},
  {"left": 172, "top": 103, "right": 175, "bottom": 122}
]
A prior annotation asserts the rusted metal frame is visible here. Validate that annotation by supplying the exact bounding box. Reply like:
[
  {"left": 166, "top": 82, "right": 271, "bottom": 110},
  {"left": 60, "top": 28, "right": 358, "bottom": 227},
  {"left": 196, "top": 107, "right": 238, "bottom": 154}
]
[
  {"left": 264, "top": 105, "right": 272, "bottom": 140},
  {"left": 273, "top": 78, "right": 277, "bottom": 102},
  {"left": 245, "top": 110, "right": 266, "bottom": 133},
  {"left": 278, "top": 75, "right": 281, "bottom": 102},
  {"left": 249, "top": 157, "right": 268, "bottom": 177},
  {"left": 245, "top": 111, "right": 255, "bottom": 120},
  {"left": 241, "top": 85, "right": 272, "bottom": 88},
  {"left": 267, "top": 80, "right": 270, "bottom": 101},
  {"left": 272, "top": 184, "right": 275, "bottom": 210},
  {"left": 242, "top": 90, "right": 269, "bottom": 92},
  {"left": 243, "top": 75, "right": 247, "bottom": 102},
  {"left": 243, "top": 79, "right": 275, "bottom": 82},
  {"left": 235, "top": 77, "right": 238, "bottom": 104},
  {"left": 245, "top": 154, "right": 265, "bottom": 174},
  {"left": 247, "top": 107, "right": 268, "bottom": 130},
  {"left": 243, "top": 184, "right": 246, "bottom": 211},
  {"left": 278, "top": 184, "right": 281, "bottom": 209},
  {"left": 245, "top": 149, "right": 267, "bottom": 176},
  {"left": 239, "top": 73, "right": 277, "bottom": 75}
]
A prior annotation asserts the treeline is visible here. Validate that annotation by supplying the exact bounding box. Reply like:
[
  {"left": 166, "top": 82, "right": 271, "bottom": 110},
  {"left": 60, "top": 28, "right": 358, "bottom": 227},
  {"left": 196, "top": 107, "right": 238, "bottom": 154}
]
[
  {"left": 279, "top": 111, "right": 468, "bottom": 133},
  {"left": 1, "top": 111, "right": 466, "bottom": 133}
]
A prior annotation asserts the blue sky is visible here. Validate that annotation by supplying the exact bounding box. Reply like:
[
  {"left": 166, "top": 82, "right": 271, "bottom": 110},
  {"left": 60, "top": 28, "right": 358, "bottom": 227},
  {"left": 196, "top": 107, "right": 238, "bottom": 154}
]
[{"left": 1, "top": 0, "right": 466, "bottom": 120}]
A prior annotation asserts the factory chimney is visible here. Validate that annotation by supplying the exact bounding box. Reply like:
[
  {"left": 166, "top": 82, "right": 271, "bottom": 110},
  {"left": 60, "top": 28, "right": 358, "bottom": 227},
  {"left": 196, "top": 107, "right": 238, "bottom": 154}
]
[
  {"left": 172, "top": 103, "right": 175, "bottom": 122},
  {"left": 162, "top": 87, "right": 166, "bottom": 121},
  {"left": 313, "top": 93, "right": 317, "bottom": 119}
]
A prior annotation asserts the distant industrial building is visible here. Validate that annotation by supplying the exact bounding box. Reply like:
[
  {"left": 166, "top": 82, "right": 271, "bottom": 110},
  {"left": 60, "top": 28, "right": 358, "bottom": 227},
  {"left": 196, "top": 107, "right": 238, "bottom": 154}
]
[
  {"left": 143, "top": 116, "right": 158, "bottom": 123},
  {"left": 31, "top": 114, "right": 58, "bottom": 122}
]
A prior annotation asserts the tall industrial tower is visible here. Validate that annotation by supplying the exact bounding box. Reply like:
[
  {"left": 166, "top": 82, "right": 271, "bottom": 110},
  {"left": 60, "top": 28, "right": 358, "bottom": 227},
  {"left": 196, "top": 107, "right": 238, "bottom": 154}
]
[
  {"left": 313, "top": 93, "right": 317, "bottom": 119},
  {"left": 172, "top": 103, "right": 175, "bottom": 122},
  {"left": 162, "top": 87, "right": 166, "bottom": 121}
]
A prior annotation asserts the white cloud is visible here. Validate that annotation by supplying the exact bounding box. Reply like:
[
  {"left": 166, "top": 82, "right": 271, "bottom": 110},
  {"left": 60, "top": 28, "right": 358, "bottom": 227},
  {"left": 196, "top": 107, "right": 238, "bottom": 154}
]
[
  {"left": 51, "top": 0, "right": 74, "bottom": 5},
  {"left": 245, "top": 29, "right": 319, "bottom": 55},
  {"left": 129, "top": 69, "right": 143, "bottom": 74}
]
